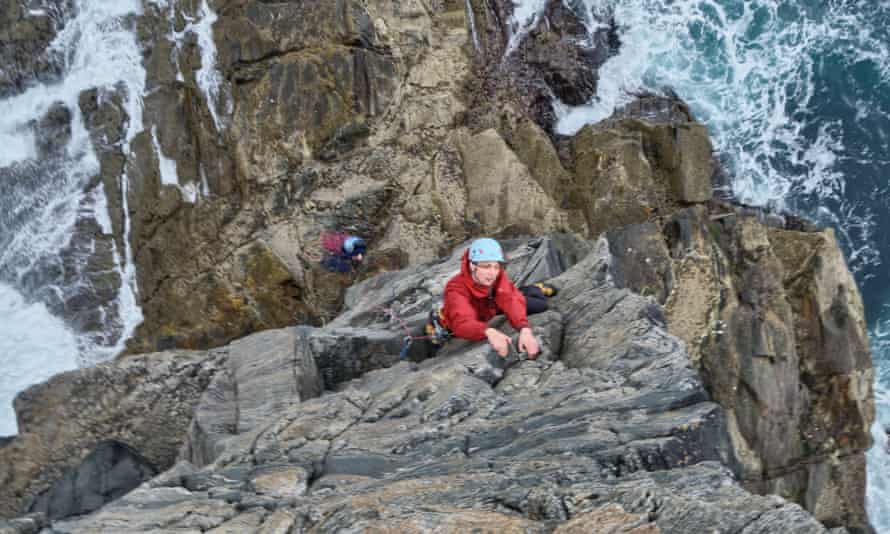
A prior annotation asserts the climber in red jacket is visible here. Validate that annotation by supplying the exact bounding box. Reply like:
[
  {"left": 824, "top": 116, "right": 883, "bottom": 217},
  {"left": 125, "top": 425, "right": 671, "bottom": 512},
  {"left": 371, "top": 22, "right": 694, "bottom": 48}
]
[{"left": 428, "top": 238, "right": 557, "bottom": 359}]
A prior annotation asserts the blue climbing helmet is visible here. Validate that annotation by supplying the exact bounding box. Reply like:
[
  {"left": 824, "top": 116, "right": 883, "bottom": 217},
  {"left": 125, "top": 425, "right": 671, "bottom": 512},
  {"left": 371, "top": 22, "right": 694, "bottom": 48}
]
[
  {"left": 468, "top": 238, "right": 504, "bottom": 263},
  {"left": 342, "top": 236, "right": 366, "bottom": 258}
]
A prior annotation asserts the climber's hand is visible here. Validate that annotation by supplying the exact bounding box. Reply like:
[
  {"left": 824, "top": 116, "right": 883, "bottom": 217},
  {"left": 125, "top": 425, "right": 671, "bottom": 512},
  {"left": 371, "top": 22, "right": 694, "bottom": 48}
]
[
  {"left": 517, "top": 327, "right": 540, "bottom": 359},
  {"left": 485, "top": 328, "right": 512, "bottom": 357}
]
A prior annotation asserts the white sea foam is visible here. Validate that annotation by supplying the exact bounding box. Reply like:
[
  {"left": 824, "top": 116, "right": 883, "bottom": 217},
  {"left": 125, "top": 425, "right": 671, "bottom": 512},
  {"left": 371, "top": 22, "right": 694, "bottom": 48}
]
[
  {"left": 162, "top": 0, "right": 225, "bottom": 131},
  {"left": 867, "top": 365, "right": 890, "bottom": 529},
  {"left": 151, "top": 126, "right": 178, "bottom": 186},
  {"left": 0, "top": 283, "right": 78, "bottom": 437},
  {"left": 506, "top": 0, "right": 548, "bottom": 54}
]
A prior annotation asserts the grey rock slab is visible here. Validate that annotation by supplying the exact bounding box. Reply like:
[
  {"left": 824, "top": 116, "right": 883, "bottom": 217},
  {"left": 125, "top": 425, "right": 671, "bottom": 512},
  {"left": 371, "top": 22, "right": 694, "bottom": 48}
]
[
  {"left": 607, "top": 221, "right": 674, "bottom": 303},
  {"left": 48, "top": 487, "right": 236, "bottom": 534},
  {"left": 0, "top": 513, "right": 47, "bottom": 534},
  {"left": 27, "top": 440, "right": 157, "bottom": 521},
  {"left": 181, "top": 327, "right": 323, "bottom": 466}
]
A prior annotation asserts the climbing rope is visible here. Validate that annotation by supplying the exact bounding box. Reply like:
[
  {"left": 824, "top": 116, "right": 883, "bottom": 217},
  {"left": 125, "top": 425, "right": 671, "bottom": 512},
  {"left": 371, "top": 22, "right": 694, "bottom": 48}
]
[{"left": 376, "top": 305, "right": 435, "bottom": 361}]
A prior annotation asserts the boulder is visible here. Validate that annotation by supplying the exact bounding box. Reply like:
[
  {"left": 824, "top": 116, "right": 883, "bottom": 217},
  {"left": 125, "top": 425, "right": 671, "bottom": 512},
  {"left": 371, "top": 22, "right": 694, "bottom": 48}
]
[
  {"left": 0, "top": 350, "right": 224, "bottom": 518},
  {"left": 26, "top": 441, "right": 157, "bottom": 520},
  {"left": 565, "top": 95, "right": 715, "bottom": 240},
  {"left": 0, "top": 513, "right": 48, "bottom": 534},
  {"left": 33, "top": 102, "right": 71, "bottom": 158}
]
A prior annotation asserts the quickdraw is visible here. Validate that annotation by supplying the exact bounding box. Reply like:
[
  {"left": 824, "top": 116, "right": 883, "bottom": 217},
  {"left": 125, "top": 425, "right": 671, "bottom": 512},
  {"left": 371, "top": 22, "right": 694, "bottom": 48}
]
[
  {"left": 399, "top": 336, "right": 413, "bottom": 361},
  {"left": 376, "top": 305, "right": 436, "bottom": 363}
]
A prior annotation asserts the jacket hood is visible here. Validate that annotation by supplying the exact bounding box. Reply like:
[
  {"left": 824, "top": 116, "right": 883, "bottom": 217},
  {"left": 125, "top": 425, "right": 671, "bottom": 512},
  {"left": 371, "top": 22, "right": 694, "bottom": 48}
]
[{"left": 460, "top": 249, "right": 504, "bottom": 299}]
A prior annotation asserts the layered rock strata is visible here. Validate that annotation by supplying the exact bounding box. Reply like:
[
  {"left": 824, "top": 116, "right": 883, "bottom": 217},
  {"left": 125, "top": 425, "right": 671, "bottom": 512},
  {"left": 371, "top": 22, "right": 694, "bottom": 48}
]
[{"left": 0, "top": 231, "right": 874, "bottom": 532}]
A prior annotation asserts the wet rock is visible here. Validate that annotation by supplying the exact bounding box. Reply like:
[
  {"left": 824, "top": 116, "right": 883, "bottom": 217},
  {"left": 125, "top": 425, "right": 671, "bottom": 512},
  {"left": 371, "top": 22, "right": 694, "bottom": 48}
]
[
  {"left": 7, "top": 163, "right": 127, "bottom": 351},
  {"left": 517, "top": 0, "right": 618, "bottom": 107},
  {"left": 0, "top": 1, "right": 72, "bottom": 98},
  {"left": 32, "top": 102, "right": 71, "bottom": 158},
  {"left": 78, "top": 87, "right": 129, "bottom": 250},
  {"left": 26, "top": 441, "right": 157, "bottom": 521},
  {"left": 464, "top": 0, "right": 619, "bottom": 133}
]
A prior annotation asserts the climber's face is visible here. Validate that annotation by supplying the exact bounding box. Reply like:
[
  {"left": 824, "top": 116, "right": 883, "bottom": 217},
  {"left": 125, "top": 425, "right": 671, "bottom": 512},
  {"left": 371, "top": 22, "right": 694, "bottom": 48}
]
[{"left": 471, "top": 261, "right": 500, "bottom": 287}]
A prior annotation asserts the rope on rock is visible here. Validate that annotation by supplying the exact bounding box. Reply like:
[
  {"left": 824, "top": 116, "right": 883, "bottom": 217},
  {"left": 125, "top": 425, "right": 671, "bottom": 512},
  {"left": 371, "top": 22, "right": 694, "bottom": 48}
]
[{"left": 375, "top": 305, "right": 433, "bottom": 362}]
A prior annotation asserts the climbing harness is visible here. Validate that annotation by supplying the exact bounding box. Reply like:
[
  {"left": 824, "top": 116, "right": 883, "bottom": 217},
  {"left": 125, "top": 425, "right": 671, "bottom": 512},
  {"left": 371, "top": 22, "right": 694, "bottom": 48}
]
[{"left": 424, "top": 308, "right": 451, "bottom": 346}]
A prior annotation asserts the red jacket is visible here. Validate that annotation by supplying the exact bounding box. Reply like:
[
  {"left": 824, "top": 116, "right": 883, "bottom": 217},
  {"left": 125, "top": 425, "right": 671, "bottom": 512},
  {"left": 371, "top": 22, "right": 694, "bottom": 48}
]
[{"left": 441, "top": 250, "right": 529, "bottom": 341}]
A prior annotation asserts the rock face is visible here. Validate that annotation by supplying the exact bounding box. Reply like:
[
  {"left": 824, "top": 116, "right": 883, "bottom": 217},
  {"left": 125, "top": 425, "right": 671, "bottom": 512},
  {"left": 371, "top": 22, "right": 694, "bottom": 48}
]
[
  {"left": 0, "top": 0, "right": 704, "bottom": 358},
  {"left": 0, "top": 0, "right": 71, "bottom": 98},
  {"left": 464, "top": 0, "right": 620, "bottom": 132},
  {"left": 0, "top": 232, "right": 874, "bottom": 532},
  {"left": 1, "top": 0, "right": 875, "bottom": 531},
  {"left": 180, "top": 328, "right": 324, "bottom": 467},
  {"left": 661, "top": 207, "right": 873, "bottom": 530},
  {"left": 96, "top": 0, "right": 638, "bottom": 354}
]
